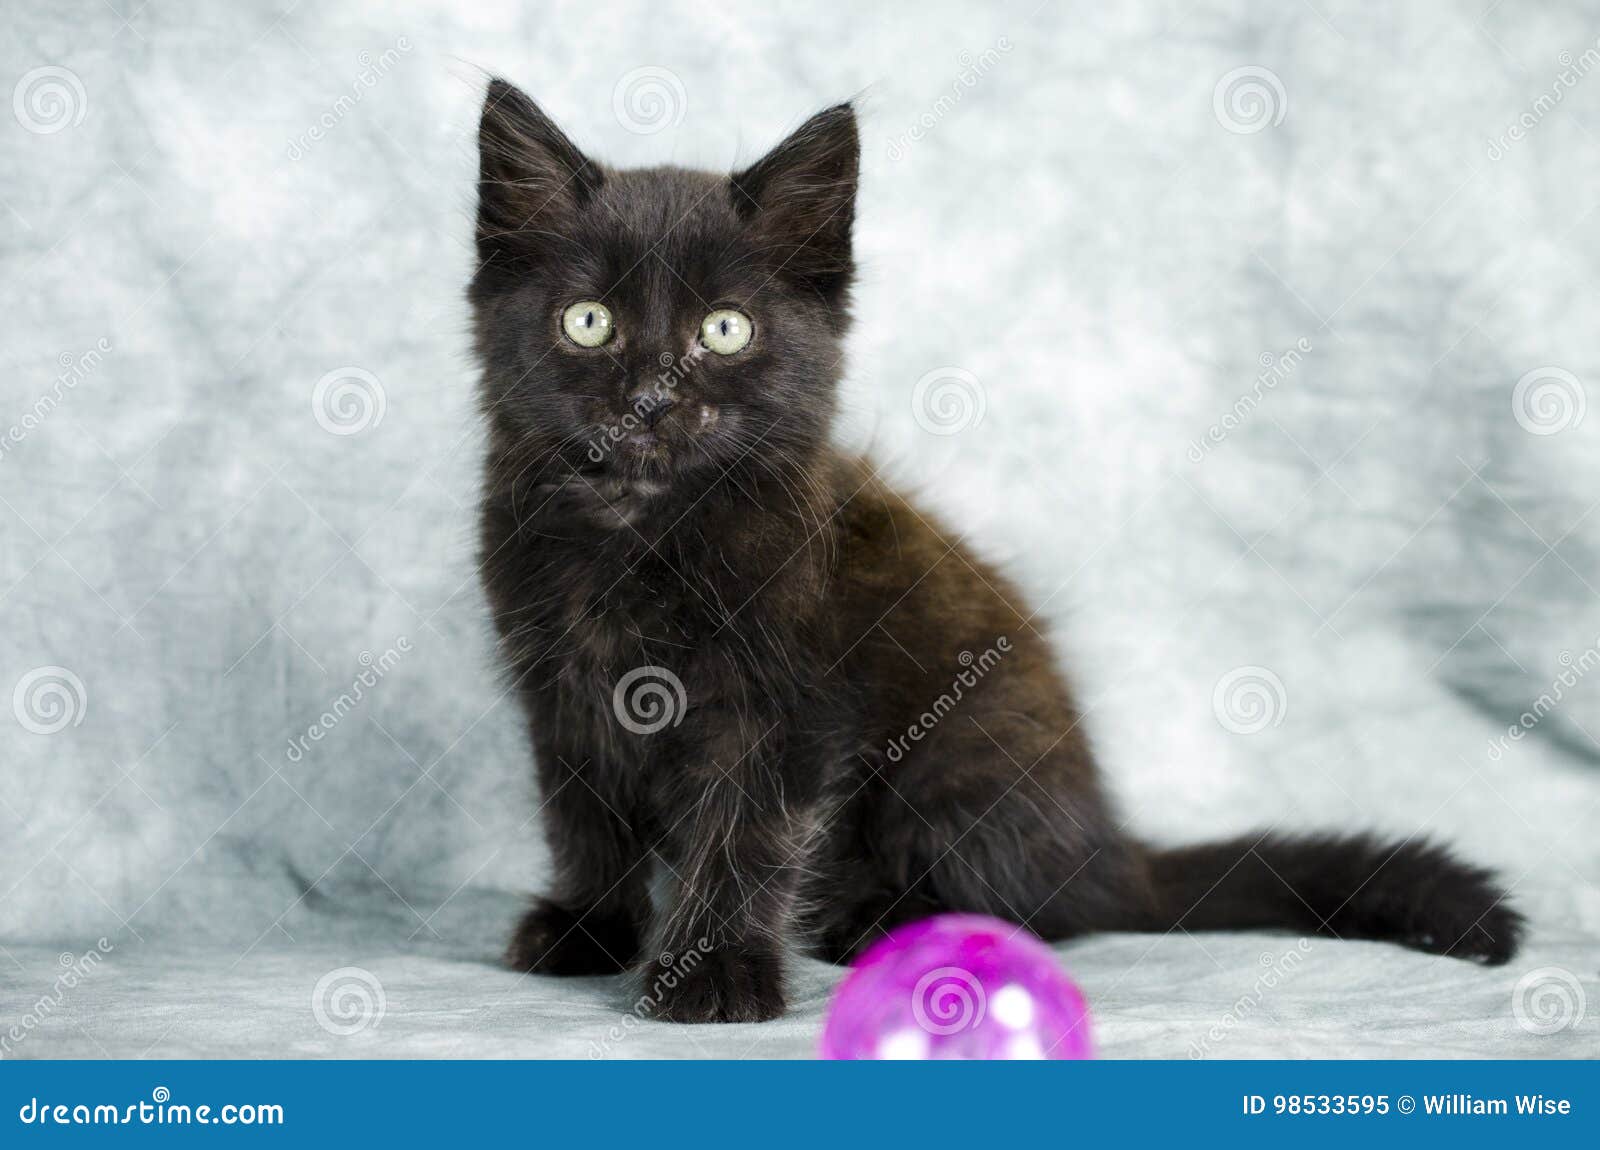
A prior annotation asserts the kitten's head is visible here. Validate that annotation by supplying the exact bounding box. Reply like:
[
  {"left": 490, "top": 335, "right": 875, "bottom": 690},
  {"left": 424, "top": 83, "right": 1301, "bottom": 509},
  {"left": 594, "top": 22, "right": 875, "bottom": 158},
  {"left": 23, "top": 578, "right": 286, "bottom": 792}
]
[{"left": 470, "top": 80, "right": 857, "bottom": 491}]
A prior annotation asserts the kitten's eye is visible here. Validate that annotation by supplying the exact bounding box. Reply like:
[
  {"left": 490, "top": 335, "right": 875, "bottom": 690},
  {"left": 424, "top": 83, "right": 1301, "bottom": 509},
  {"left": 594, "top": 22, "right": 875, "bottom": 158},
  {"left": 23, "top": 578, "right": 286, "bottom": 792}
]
[
  {"left": 700, "top": 309, "right": 753, "bottom": 355},
  {"left": 562, "top": 301, "right": 614, "bottom": 348}
]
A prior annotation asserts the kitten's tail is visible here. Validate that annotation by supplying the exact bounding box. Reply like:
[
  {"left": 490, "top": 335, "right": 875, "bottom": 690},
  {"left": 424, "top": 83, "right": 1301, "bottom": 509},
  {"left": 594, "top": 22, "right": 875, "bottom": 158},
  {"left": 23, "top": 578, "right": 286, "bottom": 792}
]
[{"left": 1138, "top": 832, "right": 1523, "bottom": 965}]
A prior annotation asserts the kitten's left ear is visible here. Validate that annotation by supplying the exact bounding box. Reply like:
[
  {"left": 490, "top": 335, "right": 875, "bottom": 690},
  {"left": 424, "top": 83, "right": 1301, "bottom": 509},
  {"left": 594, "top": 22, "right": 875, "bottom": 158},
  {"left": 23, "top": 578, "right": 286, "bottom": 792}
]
[
  {"left": 731, "top": 104, "right": 859, "bottom": 312},
  {"left": 476, "top": 79, "right": 603, "bottom": 266}
]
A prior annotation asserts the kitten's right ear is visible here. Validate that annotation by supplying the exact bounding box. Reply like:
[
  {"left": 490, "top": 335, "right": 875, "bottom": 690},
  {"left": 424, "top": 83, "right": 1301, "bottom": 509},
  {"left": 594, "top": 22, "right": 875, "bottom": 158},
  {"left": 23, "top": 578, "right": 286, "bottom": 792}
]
[
  {"left": 476, "top": 80, "right": 603, "bottom": 262},
  {"left": 730, "top": 104, "right": 859, "bottom": 313}
]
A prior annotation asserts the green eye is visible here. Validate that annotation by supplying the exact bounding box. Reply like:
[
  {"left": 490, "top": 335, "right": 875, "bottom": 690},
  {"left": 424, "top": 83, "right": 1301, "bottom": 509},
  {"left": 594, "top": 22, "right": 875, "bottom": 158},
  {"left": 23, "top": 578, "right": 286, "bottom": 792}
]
[
  {"left": 700, "top": 308, "right": 753, "bottom": 355},
  {"left": 562, "top": 301, "right": 614, "bottom": 347}
]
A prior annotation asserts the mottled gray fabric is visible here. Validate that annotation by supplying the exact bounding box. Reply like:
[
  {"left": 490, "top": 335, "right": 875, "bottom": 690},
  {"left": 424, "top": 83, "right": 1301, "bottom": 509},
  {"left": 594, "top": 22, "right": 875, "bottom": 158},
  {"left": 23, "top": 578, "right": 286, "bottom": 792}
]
[{"left": 1, "top": 0, "right": 1597, "bottom": 1059}]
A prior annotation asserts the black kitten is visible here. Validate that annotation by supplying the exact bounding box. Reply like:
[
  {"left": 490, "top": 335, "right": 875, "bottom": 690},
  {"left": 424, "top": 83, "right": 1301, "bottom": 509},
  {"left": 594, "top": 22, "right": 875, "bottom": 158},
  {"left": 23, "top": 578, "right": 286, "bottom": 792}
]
[{"left": 469, "top": 80, "right": 1521, "bottom": 1023}]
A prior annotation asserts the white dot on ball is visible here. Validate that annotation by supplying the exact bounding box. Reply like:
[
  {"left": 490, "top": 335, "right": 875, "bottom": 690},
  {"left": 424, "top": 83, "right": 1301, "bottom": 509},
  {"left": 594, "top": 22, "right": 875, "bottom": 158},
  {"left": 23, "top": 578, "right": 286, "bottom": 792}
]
[
  {"left": 877, "top": 1028, "right": 930, "bottom": 1060},
  {"left": 1006, "top": 1033, "right": 1046, "bottom": 1060},
  {"left": 993, "top": 984, "right": 1036, "bottom": 1030}
]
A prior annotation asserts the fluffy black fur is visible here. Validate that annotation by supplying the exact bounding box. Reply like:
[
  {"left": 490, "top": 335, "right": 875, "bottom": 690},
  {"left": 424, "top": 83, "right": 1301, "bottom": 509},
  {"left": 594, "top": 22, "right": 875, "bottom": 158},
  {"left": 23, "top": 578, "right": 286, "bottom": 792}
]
[{"left": 469, "top": 80, "right": 1522, "bottom": 1023}]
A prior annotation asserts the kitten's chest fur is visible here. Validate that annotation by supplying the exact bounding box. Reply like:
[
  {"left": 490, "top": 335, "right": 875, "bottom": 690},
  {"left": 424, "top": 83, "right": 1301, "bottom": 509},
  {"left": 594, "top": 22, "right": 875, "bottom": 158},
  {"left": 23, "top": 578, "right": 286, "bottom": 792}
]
[{"left": 479, "top": 478, "right": 828, "bottom": 763}]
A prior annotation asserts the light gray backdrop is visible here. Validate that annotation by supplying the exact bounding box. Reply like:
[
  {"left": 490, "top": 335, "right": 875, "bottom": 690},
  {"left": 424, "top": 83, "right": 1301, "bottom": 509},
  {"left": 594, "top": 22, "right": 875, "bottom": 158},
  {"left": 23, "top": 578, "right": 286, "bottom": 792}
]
[{"left": 1, "top": 0, "right": 1597, "bottom": 1058}]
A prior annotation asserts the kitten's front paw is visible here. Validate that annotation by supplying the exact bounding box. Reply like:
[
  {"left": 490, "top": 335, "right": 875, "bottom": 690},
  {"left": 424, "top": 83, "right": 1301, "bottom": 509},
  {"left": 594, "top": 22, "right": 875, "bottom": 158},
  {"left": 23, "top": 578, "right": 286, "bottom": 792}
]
[
  {"left": 505, "top": 899, "right": 638, "bottom": 976},
  {"left": 653, "top": 946, "right": 785, "bottom": 1023}
]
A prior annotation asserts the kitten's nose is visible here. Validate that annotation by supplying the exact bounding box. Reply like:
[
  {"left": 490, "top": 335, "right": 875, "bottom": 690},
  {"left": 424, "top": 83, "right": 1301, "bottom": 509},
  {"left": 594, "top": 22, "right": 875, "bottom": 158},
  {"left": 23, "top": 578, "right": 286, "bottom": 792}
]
[
  {"left": 640, "top": 397, "right": 676, "bottom": 429},
  {"left": 626, "top": 382, "right": 676, "bottom": 429}
]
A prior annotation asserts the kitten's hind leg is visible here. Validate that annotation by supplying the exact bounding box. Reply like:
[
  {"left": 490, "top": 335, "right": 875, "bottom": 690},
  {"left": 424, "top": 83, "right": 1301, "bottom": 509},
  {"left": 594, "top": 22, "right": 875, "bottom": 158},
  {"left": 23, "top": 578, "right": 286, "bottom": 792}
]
[
  {"left": 505, "top": 897, "right": 640, "bottom": 975},
  {"left": 813, "top": 889, "right": 941, "bottom": 965},
  {"left": 842, "top": 731, "right": 1150, "bottom": 949},
  {"left": 506, "top": 747, "right": 649, "bottom": 976},
  {"left": 807, "top": 852, "right": 944, "bottom": 964}
]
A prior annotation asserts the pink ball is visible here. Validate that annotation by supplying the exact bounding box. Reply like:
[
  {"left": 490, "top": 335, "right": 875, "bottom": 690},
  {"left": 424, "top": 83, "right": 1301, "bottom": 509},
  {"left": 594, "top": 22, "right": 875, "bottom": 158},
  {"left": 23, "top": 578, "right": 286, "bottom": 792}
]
[{"left": 819, "top": 914, "right": 1094, "bottom": 1060}]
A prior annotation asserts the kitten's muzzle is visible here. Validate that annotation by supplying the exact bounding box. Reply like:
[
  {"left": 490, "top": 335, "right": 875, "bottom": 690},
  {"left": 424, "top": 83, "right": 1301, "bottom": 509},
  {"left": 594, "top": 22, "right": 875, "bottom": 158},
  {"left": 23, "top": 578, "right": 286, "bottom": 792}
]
[
  {"left": 625, "top": 380, "right": 676, "bottom": 421},
  {"left": 637, "top": 396, "right": 676, "bottom": 429}
]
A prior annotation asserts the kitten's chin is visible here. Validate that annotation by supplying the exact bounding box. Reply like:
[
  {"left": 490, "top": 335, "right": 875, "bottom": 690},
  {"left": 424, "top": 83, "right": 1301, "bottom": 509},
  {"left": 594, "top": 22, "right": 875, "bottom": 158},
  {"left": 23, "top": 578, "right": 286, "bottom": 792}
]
[{"left": 601, "top": 442, "right": 688, "bottom": 491}]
